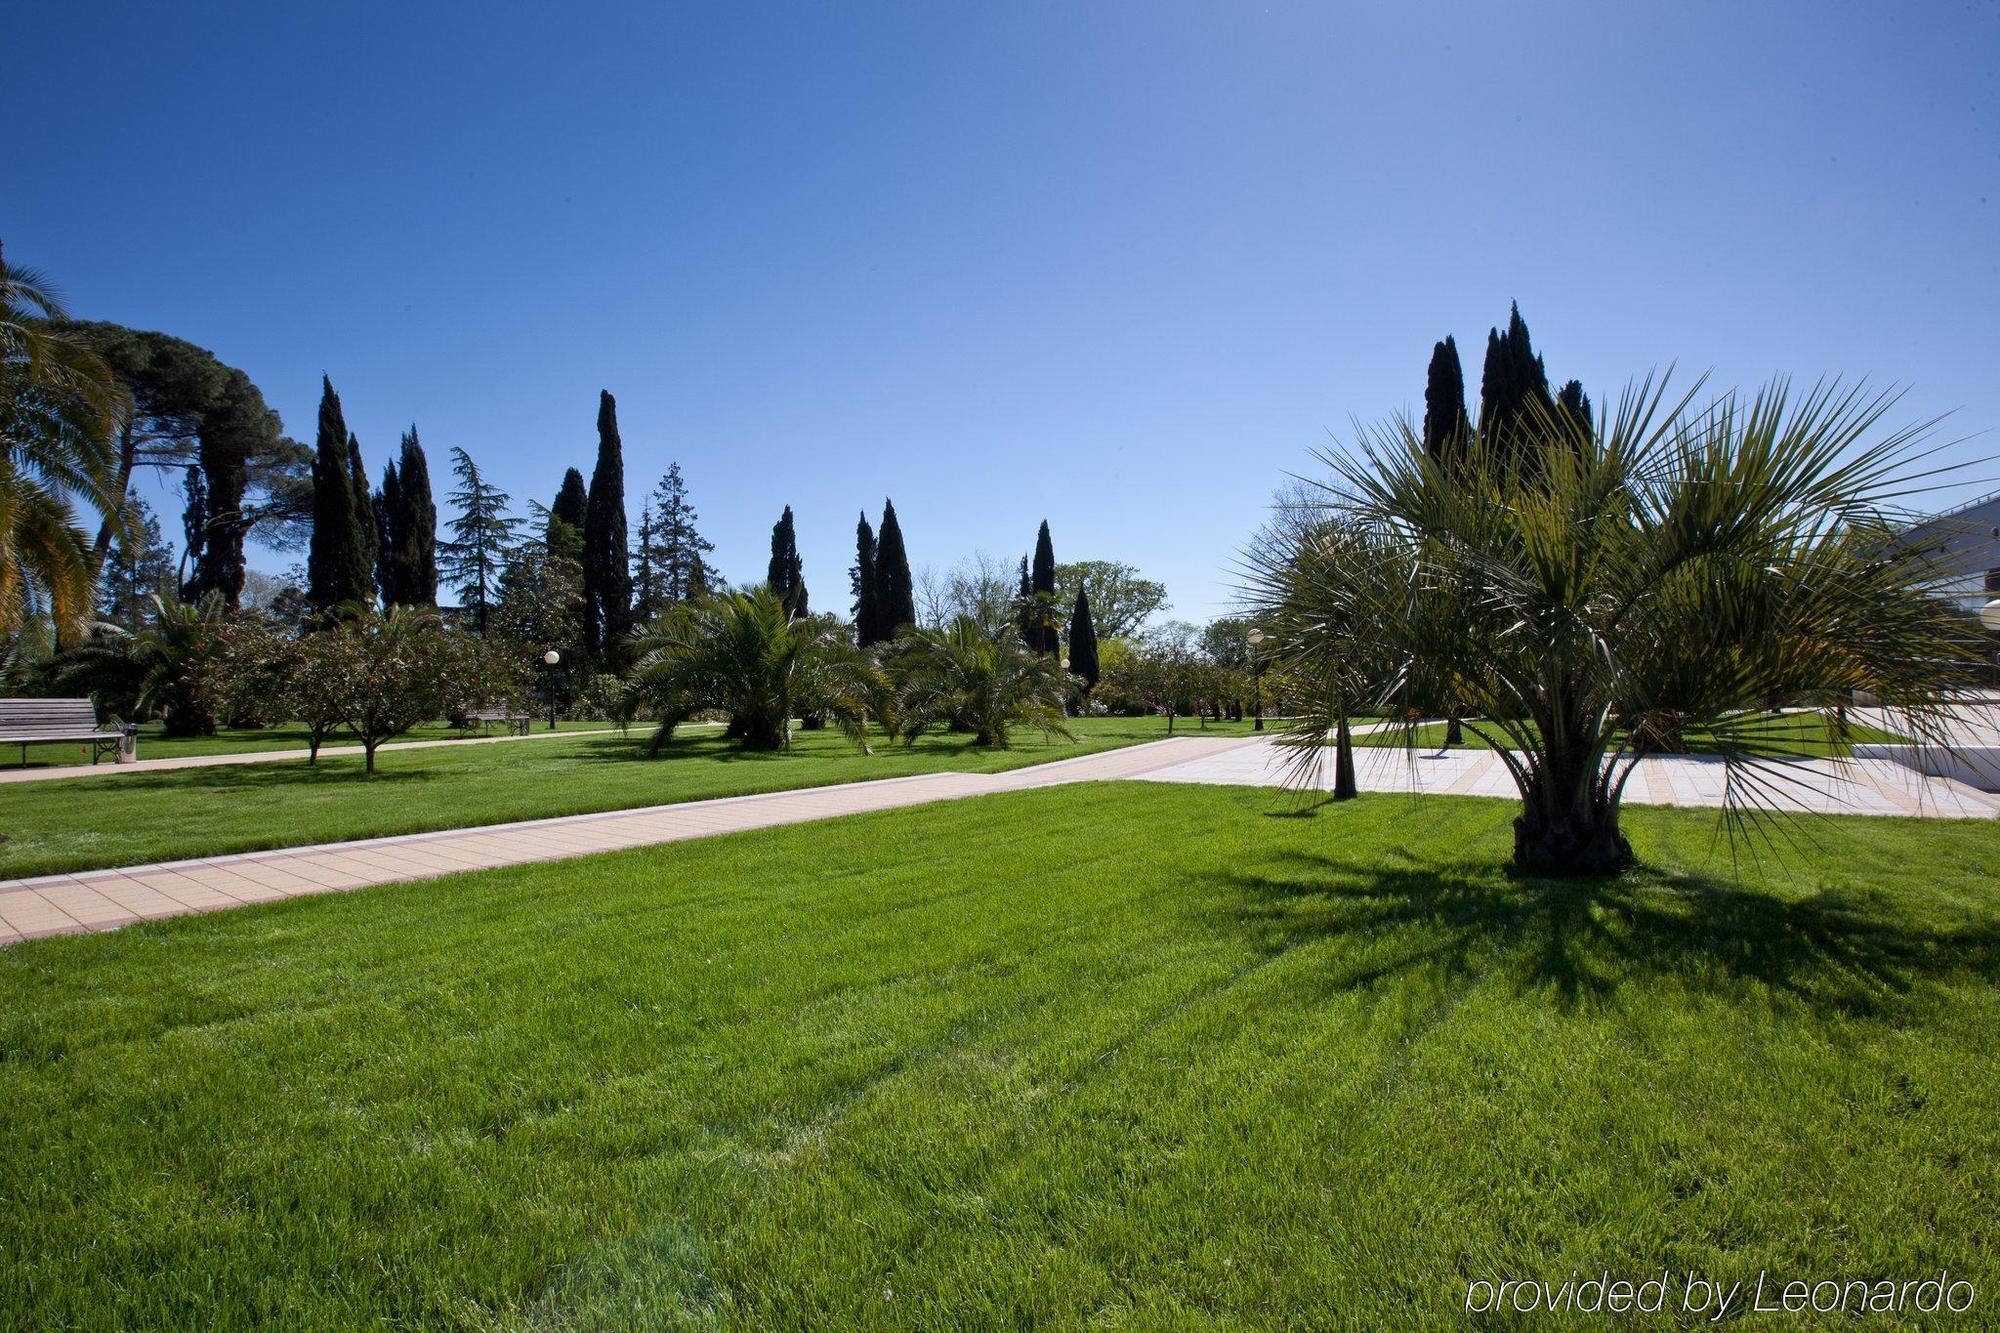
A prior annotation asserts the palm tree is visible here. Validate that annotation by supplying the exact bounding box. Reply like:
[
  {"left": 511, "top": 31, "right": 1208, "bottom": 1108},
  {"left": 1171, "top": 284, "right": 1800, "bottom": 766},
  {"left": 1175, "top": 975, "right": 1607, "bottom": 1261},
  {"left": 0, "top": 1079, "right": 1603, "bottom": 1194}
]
[
  {"left": 0, "top": 243, "right": 129, "bottom": 636},
  {"left": 52, "top": 592, "right": 227, "bottom": 736},
  {"left": 893, "top": 615, "right": 1072, "bottom": 748},
  {"left": 1250, "top": 375, "right": 1988, "bottom": 875},
  {"left": 621, "top": 589, "right": 880, "bottom": 752}
]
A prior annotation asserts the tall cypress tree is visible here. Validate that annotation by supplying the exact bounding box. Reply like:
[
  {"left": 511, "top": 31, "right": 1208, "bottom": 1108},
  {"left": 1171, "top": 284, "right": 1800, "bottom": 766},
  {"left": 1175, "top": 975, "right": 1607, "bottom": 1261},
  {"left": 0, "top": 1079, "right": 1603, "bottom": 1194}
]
[
  {"left": 1477, "top": 303, "right": 1553, "bottom": 464},
  {"left": 396, "top": 426, "right": 438, "bottom": 606},
  {"left": 347, "top": 433, "right": 377, "bottom": 602},
  {"left": 1422, "top": 335, "right": 1469, "bottom": 463},
  {"left": 551, "top": 467, "right": 588, "bottom": 539},
  {"left": 851, "top": 512, "right": 880, "bottom": 644},
  {"left": 768, "top": 505, "right": 806, "bottom": 616},
  {"left": 874, "top": 498, "right": 915, "bottom": 638},
  {"left": 1556, "top": 379, "right": 1593, "bottom": 440},
  {"left": 1068, "top": 588, "right": 1099, "bottom": 691},
  {"left": 1027, "top": 520, "right": 1058, "bottom": 654},
  {"left": 306, "top": 376, "right": 373, "bottom": 612},
  {"left": 582, "top": 391, "right": 632, "bottom": 660},
  {"left": 373, "top": 457, "right": 401, "bottom": 605}
]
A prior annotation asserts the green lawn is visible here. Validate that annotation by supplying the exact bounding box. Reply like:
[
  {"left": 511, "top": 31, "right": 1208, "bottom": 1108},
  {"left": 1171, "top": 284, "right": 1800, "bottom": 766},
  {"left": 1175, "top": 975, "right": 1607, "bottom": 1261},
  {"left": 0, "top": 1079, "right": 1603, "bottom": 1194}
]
[
  {"left": 0, "top": 716, "right": 1254, "bottom": 881},
  {"left": 1357, "top": 712, "right": 1902, "bottom": 757},
  {"left": 3, "top": 717, "right": 616, "bottom": 768},
  {"left": 1, "top": 783, "right": 1992, "bottom": 1327}
]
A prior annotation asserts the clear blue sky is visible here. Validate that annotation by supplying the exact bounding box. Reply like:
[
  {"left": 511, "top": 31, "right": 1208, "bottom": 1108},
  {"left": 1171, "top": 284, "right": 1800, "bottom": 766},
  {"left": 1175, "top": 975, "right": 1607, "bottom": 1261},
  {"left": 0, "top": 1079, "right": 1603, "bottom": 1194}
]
[{"left": 7, "top": 1, "right": 1996, "bottom": 624}]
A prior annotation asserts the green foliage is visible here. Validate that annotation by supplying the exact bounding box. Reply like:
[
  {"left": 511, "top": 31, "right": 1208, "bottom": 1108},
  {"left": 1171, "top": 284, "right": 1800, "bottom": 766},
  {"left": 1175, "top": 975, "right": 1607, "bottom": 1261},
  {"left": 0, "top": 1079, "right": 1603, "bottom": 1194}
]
[
  {"left": 581, "top": 391, "right": 632, "bottom": 662},
  {"left": 439, "top": 445, "right": 519, "bottom": 633},
  {"left": 346, "top": 432, "right": 376, "bottom": 598},
  {"left": 851, "top": 511, "right": 879, "bottom": 644},
  {"left": 551, "top": 466, "right": 588, "bottom": 538},
  {"left": 0, "top": 245, "right": 128, "bottom": 635},
  {"left": 374, "top": 426, "right": 438, "bottom": 607},
  {"left": 1251, "top": 374, "right": 1992, "bottom": 873},
  {"left": 766, "top": 505, "right": 807, "bottom": 617},
  {"left": 1051, "top": 560, "right": 1167, "bottom": 639},
  {"left": 873, "top": 498, "right": 914, "bottom": 636},
  {"left": 1067, "top": 588, "right": 1099, "bottom": 690},
  {"left": 891, "top": 615, "right": 1071, "bottom": 748},
  {"left": 305, "top": 378, "right": 374, "bottom": 612},
  {"left": 51, "top": 591, "right": 227, "bottom": 735},
  {"left": 1476, "top": 302, "right": 1557, "bottom": 465},
  {"left": 623, "top": 589, "right": 877, "bottom": 752},
  {"left": 1421, "top": 334, "right": 1468, "bottom": 461},
  {"left": 644, "top": 462, "right": 713, "bottom": 608},
  {"left": 96, "top": 496, "right": 173, "bottom": 629}
]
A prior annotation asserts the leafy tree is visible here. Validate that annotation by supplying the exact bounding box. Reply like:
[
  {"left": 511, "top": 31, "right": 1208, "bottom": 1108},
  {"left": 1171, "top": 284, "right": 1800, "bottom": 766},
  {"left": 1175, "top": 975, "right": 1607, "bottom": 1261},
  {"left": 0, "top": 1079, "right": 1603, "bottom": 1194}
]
[
  {"left": 0, "top": 244, "right": 128, "bottom": 636},
  {"left": 621, "top": 590, "right": 876, "bottom": 751},
  {"left": 1051, "top": 560, "right": 1167, "bottom": 639},
  {"left": 551, "top": 466, "right": 588, "bottom": 538},
  {"left": 874, "top": 499, "right": 915, "bottom": 638},
  {"left": 852, "top": 511, "right": 880, "bottom": 645},
  {"left": 492, "top": 521, "right": 586, "bottom": 703},
  {"left": 1422, "top": 335, "right": 1469, "bottom": 463},
  {"left": 305, "top": 378, "right": 374, "bottom": 612},
  {"left": 1067, "top": 588, "right": 1099, "bottom": 693},
  {"left": 582, "top": 391, "right": 632, "bottom": 661},
  {"left": 648, "top": 462, "right": 713, "bottom": 606},
  {"left": 98, "top": 496, "right": 174, "bottom": 630},
  {"left": 336, "top": 608, "right": 470, "bottom": 772},
  {"left": 892, "top": 615, "right": 1072, "bottom": 747},
  {"left": 439, "top": 445, "right": 519, "bottom": 633},
  {"left": 1253, "top": 375, "right": 1990, "bottom": 873},
  {"left": 767, "top": 505, "right": 807, "bottom": 616},
  {"left": 1100, "top": 621, "right": 1205, "bottom": 734},
  {"left": 278, "top": 625, "right": 358, "bottom": 763}
]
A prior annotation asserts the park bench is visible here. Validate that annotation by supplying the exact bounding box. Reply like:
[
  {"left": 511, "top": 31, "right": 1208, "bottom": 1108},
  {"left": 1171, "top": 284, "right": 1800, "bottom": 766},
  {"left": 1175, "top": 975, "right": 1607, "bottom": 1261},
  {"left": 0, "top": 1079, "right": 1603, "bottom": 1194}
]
[
  {"left": 466, "top": 707, "right": 533, "bottom": 737},
  {"left": 0, "top": 698, "right": 135, "bottom": 766}
]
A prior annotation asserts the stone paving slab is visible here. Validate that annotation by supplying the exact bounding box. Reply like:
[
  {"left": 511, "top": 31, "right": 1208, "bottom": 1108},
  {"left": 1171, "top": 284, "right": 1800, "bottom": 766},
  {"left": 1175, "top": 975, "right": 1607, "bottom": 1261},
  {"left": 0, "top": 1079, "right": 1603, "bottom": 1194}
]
[{"left": 0, "top": 735, "right": 1264, "bottom": 947}]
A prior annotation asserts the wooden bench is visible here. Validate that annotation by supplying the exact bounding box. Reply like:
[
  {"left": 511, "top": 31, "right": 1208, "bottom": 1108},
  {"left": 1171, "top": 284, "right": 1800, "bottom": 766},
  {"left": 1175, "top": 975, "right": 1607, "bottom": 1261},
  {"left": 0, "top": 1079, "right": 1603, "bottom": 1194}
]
[
  {"left": 466, "top": 707, "right": 532, "bottom": 737},
  {"left": 0, "top": 698, "right": 134, "bottom": 766}
]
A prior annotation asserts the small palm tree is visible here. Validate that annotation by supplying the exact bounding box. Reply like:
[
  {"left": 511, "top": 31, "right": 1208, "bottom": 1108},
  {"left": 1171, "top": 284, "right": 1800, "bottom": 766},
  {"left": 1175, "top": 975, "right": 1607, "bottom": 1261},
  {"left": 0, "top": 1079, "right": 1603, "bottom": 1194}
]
[
  {"left": 1251, "top": 375, "right": 1988, "bottom": 875},
  {"left": 52, "top": 592, "right": 227, "bottom": 736},
  {"left": 0, "top": 244, "right": 129, "bottom": 636},
  {"left": 622, "top": 589, "right": 880, "bottom": 752},
  {"left": 893, "top": 615, "right": 1073, "bottom": 748}
]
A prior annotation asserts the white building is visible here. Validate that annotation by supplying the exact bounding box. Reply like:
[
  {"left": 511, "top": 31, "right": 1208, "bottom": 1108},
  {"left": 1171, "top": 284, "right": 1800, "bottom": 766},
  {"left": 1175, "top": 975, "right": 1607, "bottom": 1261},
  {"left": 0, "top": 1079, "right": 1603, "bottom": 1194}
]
[{"left": 1900, "top": 490, "right": 2000, "bottom": 614}]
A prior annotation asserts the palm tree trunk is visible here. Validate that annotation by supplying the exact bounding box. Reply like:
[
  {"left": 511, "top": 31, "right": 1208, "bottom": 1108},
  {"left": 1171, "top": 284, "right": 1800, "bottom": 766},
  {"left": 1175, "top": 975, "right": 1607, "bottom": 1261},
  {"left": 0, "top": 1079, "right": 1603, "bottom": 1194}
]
[
  {"left": 1512, "top": 748, "right": 1631, "bottom": 874},
  {"left": 1332, "top": 713, "right": 1357, "bottom": 800}
]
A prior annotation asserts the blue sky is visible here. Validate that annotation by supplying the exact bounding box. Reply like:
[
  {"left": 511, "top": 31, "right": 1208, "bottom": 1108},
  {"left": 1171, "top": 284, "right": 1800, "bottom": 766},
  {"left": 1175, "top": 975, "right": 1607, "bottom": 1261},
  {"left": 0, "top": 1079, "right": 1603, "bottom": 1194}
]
[{"left": 7, "top": 1, "right": 1997, "bottom": 624}]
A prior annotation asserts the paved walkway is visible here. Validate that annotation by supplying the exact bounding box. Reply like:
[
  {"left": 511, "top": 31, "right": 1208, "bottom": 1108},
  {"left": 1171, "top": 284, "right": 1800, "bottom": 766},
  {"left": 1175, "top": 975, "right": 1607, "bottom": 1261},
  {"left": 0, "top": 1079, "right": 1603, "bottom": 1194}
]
[
  {"left": 0, "top": 735, "right": 1258, "bottom": 945},
  {"left": 8, "top": 728, "right": 1995, "bottom": 948},
  {"left": 0, "top": 725, "right": 638, "bottom": 784},
  {"left": 1131, "top": 737, "right": 2000, "bottom": 818}
]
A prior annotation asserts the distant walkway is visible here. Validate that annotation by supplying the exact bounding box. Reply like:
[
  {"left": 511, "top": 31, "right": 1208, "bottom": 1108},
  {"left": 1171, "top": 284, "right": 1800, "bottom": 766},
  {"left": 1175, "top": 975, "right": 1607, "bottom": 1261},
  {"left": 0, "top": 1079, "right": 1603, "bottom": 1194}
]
[
  {"left": 1132, "top": 737, "right": 2000, "bottom": 818},
  {"left": 0, "top": 735, "right": 1259, "bottom": 944},
  {"left": 0, "top": 725, "right": 638, "bottom": 784}
]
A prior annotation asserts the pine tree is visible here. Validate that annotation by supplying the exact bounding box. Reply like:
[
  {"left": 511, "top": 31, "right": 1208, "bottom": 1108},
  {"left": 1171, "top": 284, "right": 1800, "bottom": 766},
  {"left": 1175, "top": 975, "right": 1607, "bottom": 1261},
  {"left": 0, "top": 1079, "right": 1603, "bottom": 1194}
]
[
  {"left": 373, "top": 457, "right": 401, "bottom": 605},
  {"left": 768, "top": 505, "right": 807, "bottom": 616},
  {"left": 582, "top": 391, "right": 632, "bottom": 661},
  {"left": 874, "top": 498, "right": 915, "bottom": 638},
  {"left": 551, "top": 467, "right": 588, "bottom": 540},
  {"left": 395, "top": 426, "right": 438, "bottom": 606},
  {"left": 1067, "top": 588, "right": 1100, "bottom": 691},
  {"left": 348, "top": 433, "right": 377, "bottom": 603},
  {"left": 852, "top": 512, "right": 880, "bottom": 645},
  {"left": 439, "top": 445, "right": 519, "bottom": 633},
  {"left": 1422, "top": 335, "right": 1469, "bottom": 463},
  {"left": 650, "top": 462, "right": 714, "bottom": 604},
  {"left": 97, "top": 496, "right": 175, "bottom": 629},
  {"left": 306, "top": 376, "right": 374, "bottom": 612}
]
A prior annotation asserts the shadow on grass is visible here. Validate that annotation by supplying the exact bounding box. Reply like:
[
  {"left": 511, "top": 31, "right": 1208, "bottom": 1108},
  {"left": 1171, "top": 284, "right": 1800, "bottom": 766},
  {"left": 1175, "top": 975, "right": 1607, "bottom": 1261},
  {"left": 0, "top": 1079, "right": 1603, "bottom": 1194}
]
[{"left": 1203, "top": 849, "right": 2000, "bottom": 1020}]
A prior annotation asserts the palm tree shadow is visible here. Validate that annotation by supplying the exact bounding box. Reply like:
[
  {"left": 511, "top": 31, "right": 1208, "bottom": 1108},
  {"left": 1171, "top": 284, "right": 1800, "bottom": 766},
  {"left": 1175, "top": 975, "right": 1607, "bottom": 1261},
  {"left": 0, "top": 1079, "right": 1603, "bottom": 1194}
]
[{"left": 1200, "top": 850, "right": 2000, "bottom": 1019}]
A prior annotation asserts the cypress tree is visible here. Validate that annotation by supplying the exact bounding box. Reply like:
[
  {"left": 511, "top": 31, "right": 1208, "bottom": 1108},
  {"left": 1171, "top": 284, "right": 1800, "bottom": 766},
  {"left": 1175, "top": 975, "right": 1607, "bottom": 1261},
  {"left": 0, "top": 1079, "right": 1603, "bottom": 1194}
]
[
  {"left": 1027, "top": 520, "right": 1058, "bottom": 654},
  {"left": 1557, "top": 379, "right": 1593, "bottom": 440},
  {"left": 1477, "top": 303, "right": 1552, "bottom": 465},
  {"left": 551, "top": 467, "right": 588, "bottom": 539},
  {"left": 348, "top": 433, "right": 377, "bottom": 601},
  {"left": 851, "top": 512, "right": 880, "bottom": 645},
  {"left": 373, "top": 457, "right": 401, "bottom": 605},
  {"left": 633, "top": 509, "right": 659, "bottom": 621},
  {"left": 874, "top": 498, "right": 915, "bottom": 638},
  {"left": 1068, "top": 588, "right": 1100, "bottom": 691},
  {"left": 582, "top": 391, "right": 632, "bottom": 660},
  {"left": 1015, "top": 554, "right": 1033, "bottom": 646},
  {"left": 306, "top": 376, "right": 373, "bottom": 612},
  {"left": 1422, "top": 335, "right": 1469, "bottom": 464},
  {"left": 768, "top": 505, "right": 806, "bottom": 616},
  {"left": 396, "top": 426, "right": 438, "bottom": 606}
]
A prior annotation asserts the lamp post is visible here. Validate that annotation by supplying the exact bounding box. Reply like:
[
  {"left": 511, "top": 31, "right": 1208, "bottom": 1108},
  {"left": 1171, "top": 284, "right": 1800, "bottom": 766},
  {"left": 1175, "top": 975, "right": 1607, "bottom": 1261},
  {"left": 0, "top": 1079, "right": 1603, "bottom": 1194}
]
[
  {"left": 1246, "top": 628, "right": 1266, "bottom": 731},
  {"left": 541, "top": 649, "right": 561, "bottom": 731}
]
